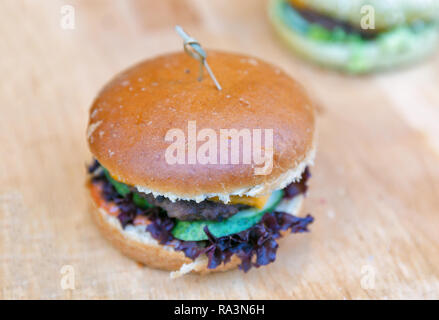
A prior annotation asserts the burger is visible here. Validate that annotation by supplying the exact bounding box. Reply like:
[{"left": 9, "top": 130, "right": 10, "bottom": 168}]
[
  {"left": 269, "top": 0, "right": 439, "bottom": 73},
  {"left": 86, "top": 50, "right": 316, "bottom": 277}
]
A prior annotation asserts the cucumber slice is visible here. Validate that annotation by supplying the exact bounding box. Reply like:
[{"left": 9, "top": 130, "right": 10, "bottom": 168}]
[
  {"left": 133, "top": 193, "right": 153, "bottom": 209},
  {"left": 103, "top": 168, "right": 152, "bottom": 209},
  {"left": 172, "top": 190, "right": 284, "bottom": 241},
  {"left": 103, "top": 169, "right": 130, "bottom": 197}
]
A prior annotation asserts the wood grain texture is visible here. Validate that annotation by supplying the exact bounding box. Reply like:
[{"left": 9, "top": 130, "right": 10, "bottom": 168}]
[{"left": 1, "top": 0, "right": 439, "bottom": 299}]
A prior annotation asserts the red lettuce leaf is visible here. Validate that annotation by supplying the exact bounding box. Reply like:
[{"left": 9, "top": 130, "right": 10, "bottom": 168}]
[
  {"left": 88, "top": 160, "right": 313, "bottom": 272},
  {"left": 283, "top": 167, "right": 310, "bottom": 199}
]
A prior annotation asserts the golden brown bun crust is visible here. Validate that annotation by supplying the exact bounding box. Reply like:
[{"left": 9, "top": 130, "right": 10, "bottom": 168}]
[{"left": 88, "top": 51, "right": 315, "bottom": 198}]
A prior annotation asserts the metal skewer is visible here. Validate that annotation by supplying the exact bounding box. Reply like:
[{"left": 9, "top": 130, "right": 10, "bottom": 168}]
[{"left": 175, "top": 25, "right": 222, "bottom": 91}]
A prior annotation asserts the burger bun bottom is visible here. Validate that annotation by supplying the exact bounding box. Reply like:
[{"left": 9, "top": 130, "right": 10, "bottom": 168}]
[{"left": 89, "top": 192, "right": 304, "bottom": 277}]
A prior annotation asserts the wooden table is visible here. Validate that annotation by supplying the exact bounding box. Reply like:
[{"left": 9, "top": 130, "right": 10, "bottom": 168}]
[{"left": 1, "top": 0, "right": 439, "bottom": 299}]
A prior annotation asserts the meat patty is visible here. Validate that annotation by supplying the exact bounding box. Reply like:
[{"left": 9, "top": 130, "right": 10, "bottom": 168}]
[
  {"left": 294, "top": 6, "right": 377, "bottom": 39},
  {"left": 138, "top": 193, "right": 249, "bottom": 221}
]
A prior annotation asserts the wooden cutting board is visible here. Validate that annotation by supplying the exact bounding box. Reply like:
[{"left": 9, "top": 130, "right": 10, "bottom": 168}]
[{"left": 1, "top": 0, "right": 439, "bottom": 299}]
